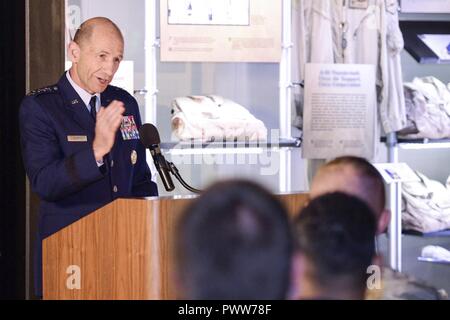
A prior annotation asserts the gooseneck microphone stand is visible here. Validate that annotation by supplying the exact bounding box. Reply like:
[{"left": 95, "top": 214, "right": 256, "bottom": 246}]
[{"left": 167, "top": 161, "right": 202, "bottom": 194}]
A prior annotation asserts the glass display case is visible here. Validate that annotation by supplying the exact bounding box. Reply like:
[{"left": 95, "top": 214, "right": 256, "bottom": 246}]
[{"left": 65, "top": 0, "right": 307, "bottom": 195}]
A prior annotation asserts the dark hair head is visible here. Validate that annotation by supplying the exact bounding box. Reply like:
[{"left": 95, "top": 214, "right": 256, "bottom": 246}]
[
  {"left": 294, "top": 192, "right": 377, "bottom": 292},
  {"left": 73, "top": 17, "right": 124, "bottom": 47},
  {"left": 177, "top": 180, "right": 293, "bottom": 300},
  {"left": 314, "top": 156, "right": 386, "bottom": 217}
]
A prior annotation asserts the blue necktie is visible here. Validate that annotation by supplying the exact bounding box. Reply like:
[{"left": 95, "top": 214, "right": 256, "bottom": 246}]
[{"left": 89, "top": 96, "right": 97, "bottom": 121}]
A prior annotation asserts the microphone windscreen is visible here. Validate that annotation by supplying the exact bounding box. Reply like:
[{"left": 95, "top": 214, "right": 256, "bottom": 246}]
[{"left": 139, "top": 123, "right": 161, "bottom": 147}]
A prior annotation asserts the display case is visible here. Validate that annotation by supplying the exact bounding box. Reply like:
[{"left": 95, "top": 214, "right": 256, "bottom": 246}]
[
  {"left": 65, "top": 0, "right": 306, "bottom": 196},
  {"left": 380, "top": 7, "right": 450, "bottom": 292},
  {"left": 64, "top": 0, "right": 450, "bottom": 293}
]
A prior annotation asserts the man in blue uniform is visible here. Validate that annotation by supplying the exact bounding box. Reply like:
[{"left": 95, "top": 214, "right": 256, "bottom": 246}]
[{"left": 19, "top": 17, "right": 158, "bottom": 296}]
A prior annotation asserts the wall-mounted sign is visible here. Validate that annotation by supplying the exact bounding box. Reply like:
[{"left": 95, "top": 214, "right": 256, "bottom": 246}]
[
  {"left": 168, "top": 0, "right": 250, "bottom": 26},
  {"left": 160, "top": 0, "right": 281, "bottom": 62},
  {"left": 418, "top": 34, "right": 450, "bottom": 62},
  {"left": 401, "top": 0, "right": 450, "bottom": 13}
]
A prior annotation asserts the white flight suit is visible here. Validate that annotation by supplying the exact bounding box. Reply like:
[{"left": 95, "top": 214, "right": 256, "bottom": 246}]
[{"left": 292, "top": 0, "right": 407, "bottom": 133}]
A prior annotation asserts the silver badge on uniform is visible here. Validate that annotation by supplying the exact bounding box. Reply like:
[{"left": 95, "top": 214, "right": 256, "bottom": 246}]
[
  {"left": 131, "top": 150, "right": 137, "bottom": 165},
  {"left": 120, "top": 116, "right": 140, "bottom": 141}
]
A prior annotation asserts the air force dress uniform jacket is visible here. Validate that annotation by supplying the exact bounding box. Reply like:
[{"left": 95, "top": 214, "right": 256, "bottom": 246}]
[{"left": 19, "top": 73, "right": 158, "bottom": 295}]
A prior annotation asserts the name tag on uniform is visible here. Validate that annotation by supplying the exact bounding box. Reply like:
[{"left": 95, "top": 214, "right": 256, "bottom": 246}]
[
  {"left": 67, "top": 135, "right": 88, "bottom": 142},
  {"left": 349, "top": 0, "right": 369, "bottom": 10},
  {"left": 120, "top": 115, "right": 140, "bottom": 141}
]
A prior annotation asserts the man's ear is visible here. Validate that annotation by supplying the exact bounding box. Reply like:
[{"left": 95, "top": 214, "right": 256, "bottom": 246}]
[
  {"left": 377, "top": 209, "right": 391, "bottom": 235},
  {"left": 67, "top": 41, "right": 81, "bottom": 63}
]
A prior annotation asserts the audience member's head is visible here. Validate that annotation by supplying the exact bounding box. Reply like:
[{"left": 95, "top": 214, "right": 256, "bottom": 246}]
[
  {"left": 176, "top": 180, "right": 294, "bottom": 300},
  {"left": 293, "top": 192, "right": 377, "bottom": 300},
  {"left": 310, "top": 156, "right": 389, "bottom": 234}
]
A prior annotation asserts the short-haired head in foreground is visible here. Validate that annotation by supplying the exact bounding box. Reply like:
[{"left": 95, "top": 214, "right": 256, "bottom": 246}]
[
  {"left": 294, "top": 192, "right": 377, "bottom": 300},
  {"left": 176, "top": 180, "right": 294, "bottom": 300},
  {"left": 310, "top": 156, "right": 389, "bottom": 234}
]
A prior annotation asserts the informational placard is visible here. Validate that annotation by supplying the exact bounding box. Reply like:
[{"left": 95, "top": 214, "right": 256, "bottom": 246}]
[
  {"left": 373, "top": 163, "right": 421, "bottom": 184},
  {"left": 400, "top": 0, "right": 450, "bottom": 13},
  {"left": 65, "top": 60, "right": 134, "bottom": 96},
  {"left": 160, "top": 0, "right": 281, "bottom": 62},
  {"left": 302, "top": 64, "right": 377, "bottom": 159},
  {"left": 168, "top": 0, "right": 250, "bottom": 26}
]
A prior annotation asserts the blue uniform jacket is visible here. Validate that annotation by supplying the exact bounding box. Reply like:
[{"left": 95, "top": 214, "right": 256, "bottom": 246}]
[{"left": 19, "top": 73, "right": 158, "bottom": 295}]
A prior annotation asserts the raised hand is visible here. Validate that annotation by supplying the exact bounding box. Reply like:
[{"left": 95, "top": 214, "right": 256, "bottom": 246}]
[{"left": 92, "top": 100, "right": 125, "bottom": 162}]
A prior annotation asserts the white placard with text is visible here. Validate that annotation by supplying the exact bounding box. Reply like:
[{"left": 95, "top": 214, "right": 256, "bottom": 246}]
[
  {"left": 302, "top": 63, "right": 377, "bottom": 159},
  {"left": 160, "top": 0, "right": 281, "bottom": 62},
  {"left": 373, "top": 163, "right": 421, "bottom": 184}
]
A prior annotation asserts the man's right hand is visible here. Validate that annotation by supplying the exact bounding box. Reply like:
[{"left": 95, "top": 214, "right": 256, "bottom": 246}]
[{"left": 93, "top": 100, "right": 125, "bottom": 162}]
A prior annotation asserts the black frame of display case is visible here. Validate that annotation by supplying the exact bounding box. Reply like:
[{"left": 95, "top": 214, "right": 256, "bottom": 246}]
[{"left": 400, "top": 21, "right": 450, "bottom": 64}]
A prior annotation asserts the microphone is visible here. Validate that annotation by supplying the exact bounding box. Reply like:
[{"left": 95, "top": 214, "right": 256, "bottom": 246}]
[{"left": 139, "top": 123, "right": 175, "bottom": 192}]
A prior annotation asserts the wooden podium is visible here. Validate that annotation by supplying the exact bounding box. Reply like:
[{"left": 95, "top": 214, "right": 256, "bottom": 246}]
[{"left": 43, "top": 193, "right": 308, "bottom": 300}]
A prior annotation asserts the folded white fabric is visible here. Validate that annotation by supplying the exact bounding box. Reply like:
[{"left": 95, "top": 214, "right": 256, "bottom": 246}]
[
  {"left": 402, "top": 172, "right": 450, "bottom": 233},
  {"left": 421, "top": 246, "right": 450, "bottom": 263},
  {"left": 401, "top": 77, "right": 450, "bottom": 139},
  {"left": 170, "top": 95, "right": 267, "bottom": 142}
]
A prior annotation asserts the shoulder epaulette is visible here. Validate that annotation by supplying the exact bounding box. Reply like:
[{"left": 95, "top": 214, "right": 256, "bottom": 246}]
[{"left": 27, "top": 85, "right": 59, "bottom": 97}]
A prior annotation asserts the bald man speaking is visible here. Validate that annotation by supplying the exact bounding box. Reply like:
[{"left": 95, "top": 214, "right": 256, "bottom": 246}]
[{"left": 19, "top": 17, "right": 158, "bottom": 296}]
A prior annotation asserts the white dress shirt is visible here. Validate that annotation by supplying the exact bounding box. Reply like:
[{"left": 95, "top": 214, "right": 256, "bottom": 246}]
[{"left": 66, "top": 71, "right": 104, "bottom": 167}]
